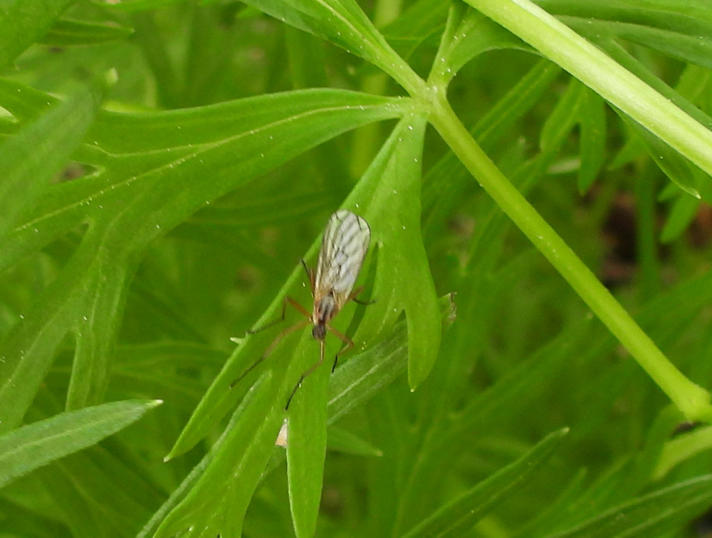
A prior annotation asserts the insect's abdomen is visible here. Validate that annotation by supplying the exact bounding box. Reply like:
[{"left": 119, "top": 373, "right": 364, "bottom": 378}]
[{"left": 315, "top": 294, "right": 337, "bottom": 324}]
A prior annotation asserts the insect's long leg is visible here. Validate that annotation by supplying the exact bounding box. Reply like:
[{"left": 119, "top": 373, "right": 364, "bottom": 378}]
[
  {"left": 326, "top": 324, "right": 353, "bottom": 372},
  {"left": 230, "top": 319, "right": 309, "bottom": 389},
  {"left": 247, "top": 296, "right": 310, "bottom": 334},
  {"left": 346, "top": 286, "right": 375, "bottom": 306},
  {"left": 285, "top": 339, "right": 325, "bottom": 410}
]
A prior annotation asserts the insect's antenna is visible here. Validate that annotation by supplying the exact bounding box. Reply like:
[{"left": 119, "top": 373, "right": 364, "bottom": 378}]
[
  {"left": 230, "top": 319, "right": 308, "bottom": 389},
  {"left": 285, "top": 338, "right": 326, "bottom": 410}
]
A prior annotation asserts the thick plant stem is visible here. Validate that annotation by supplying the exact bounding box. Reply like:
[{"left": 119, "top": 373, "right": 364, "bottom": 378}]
[
  {"left": 464, "top": 0, "right": 712, "bottom": 185},
  {"left": 428, "top": 95, "right": 712, "bottom": 422}
]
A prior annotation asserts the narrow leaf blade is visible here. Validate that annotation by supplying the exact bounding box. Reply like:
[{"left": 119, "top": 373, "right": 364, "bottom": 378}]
[
  {"left": 0, "top": 399, "right": 161, "bottom": 489},
  {"left": 403, "top": 428, "right": 569, "bottom": 537},
  {"left": 552, "top": 475, "right": 712, "bottom": 537}
]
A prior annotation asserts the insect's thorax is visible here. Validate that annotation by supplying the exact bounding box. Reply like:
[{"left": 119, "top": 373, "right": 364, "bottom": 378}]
[{"left": 312, "top": 290, "right": 337, "bottom": 340}]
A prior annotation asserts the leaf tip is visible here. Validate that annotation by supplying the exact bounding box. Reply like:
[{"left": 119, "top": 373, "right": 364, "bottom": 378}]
[
  {"left": 559, "top": 426, "right": 571, "bottom": 436},
  {"left": 104, "top": 68, "right": 119, "bottom": 87}
]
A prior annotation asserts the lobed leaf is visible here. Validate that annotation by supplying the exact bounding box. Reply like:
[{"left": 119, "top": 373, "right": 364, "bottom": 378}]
[
  {"left": 155, "top": 371, "right": 277, "bottom": 537},
  {"left": 430, "top": 4, "right": 530, "bottom": 87},
  {"left": 0, "top": 0, "right": 74, "bottom": 68},
  {"left": 343, "top": 117, "right": 441, "bottom": 389},
  {"left": 144, "top": 295, "right": 454, "bottom": 537},
  {"left": 0, "top": 77, "right": 104, "bottom": 241},
  {"left": 0, "top": 85, "right": 404, "bottom": 429}
]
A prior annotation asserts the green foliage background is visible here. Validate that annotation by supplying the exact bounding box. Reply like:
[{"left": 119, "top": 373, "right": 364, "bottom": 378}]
[{"left": 1, "top": 0, "right": 712, "bottom": 536}]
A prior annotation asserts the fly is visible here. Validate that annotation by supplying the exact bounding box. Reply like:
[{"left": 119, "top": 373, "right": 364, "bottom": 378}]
[{"left": 231, "top": 209, "right": 371, "bottom": 409}]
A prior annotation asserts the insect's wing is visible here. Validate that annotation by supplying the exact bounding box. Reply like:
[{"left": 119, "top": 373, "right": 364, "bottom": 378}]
[{"left": 315, "top": 210, "right": 370, "bottom": 306}]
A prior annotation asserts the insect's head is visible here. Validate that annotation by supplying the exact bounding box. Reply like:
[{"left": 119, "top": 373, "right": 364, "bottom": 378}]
[{"left": 312, "top": 323, "right": 327, "bottom": 340}]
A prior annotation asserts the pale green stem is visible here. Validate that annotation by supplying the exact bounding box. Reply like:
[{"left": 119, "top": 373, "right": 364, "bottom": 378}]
[
  {"left": 464, "top": 0, "right": 712, "bottom": 186},
  {"left": 653, "top": 425, "right": 712, "bottom": 480},
  {"left": 427, "top": 94, "right": 712, "bottom": 421}
]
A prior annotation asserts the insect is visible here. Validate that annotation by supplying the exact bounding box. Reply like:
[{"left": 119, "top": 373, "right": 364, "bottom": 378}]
[{"left": 231, "top": 209, "right": 371, "bottom": 409}]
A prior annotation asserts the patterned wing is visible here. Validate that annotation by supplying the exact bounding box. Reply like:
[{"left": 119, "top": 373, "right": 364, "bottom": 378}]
[{"left": 315, "top": 210, "right": 370, "bottom": 307}]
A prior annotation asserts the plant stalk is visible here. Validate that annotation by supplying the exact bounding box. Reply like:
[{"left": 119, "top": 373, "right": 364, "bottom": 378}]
[
  {"left": 464, "top": 0, "right": 712, "bottom": 184},
  {"left": 428, "top": 94, "right": 712, "bottom": 422}
]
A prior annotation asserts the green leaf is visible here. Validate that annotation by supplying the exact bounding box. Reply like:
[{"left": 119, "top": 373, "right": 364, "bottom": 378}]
[
  {"left": 287, "top": 335, "right": 331, "bottom": 538},
  {"left": 465, "top": 0, "right": 712, "bottom": 186},
  {"left": 66, "top": 259, "right": 132, "bottom": 410},
  {"left": 0, "top": 0, "right": 74, "bottom": 68},
  {"left": 144, "top": 296, "right": 454, "bottom": 538},
  {"left": 345, "top": 117, "right": 441, "bottom": 389},
  {"left": 41, "top": 19, "right": 134, "bottom": 46},
  {"left": 326, "top": 313, "right": 410, "bottom": 422},
  {"left": 382, "top": 0, "right": 449, "bottom": 59},
  {"left": 0, "top": 85, "right": 403, "bottom": 429},
  {"left": 599, "top": 21, "right": 712, "bottom": 70},
  {"left": 88, "top": 0, "right": 186, "bottom": 10},
  {"left": 540, "top": 78, "right": 586, "bottom": 152},
  {"left": 551, "top": 476, "right": 712, "bottom": 537},
  {"left": 0, "top": 399, "right": 161, "bottom": 489},
  {"left": 327, "top": 426, "right": 382, "bottom": 457},
  {"left": 403, "top": 428, "right": 568, "bottom": 537},
  {"left": 430, "top": 4, "right": 530, "bottom": 87},
  {"left": 43, "top": 446, "right": 159, "bottom": 537},
  {"left": 539, "top": 0, "right": 712, "bottom": 24},
  {"left": 165, "top": 108, "right": 439, "bottom": 459},
  {"left": 239, "top": 0, "right": 424, "bottom": 93},
  {"left": 653, "top": 425, "right": 712, "bottom": 480},
  {"left": 578, "top": 89, "right": 607, "bottom": 193},
  {"left": 155, "top": 371, "right": 277, "bottom": 538},
  {"left": 0, "top": 77, "right": 104, "bottom": 240},
  {"left": 629, "top": 119, "right": 703, "bottom": 199},
  {"left": 661, "top": 193, "right": 700, "bottom": 243},
  {"left": 543, "top": 0, "right": 712, "bottom": 69},
  {"left": 0, "top": 237, "right": 102, "bottom": 430},
  {"left": 422, "top": 59, "right": 561, "bottom": 237}
]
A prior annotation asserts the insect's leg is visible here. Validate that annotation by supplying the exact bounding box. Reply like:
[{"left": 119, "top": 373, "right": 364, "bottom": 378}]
[
  {"left": 326, "top": 324, "right": 354, "bottom": 372},
  {"left": 285, "top": 339, "right": 325, "bottom": 410},
  {"left": 301, "top": 258, "right": 315, "bottom": 294},
  {"left": 286, "top": 297, "right": 311, "bottom": 319},
  {"left": 248, "top": 296, "right": 310, "bottom": 334},
  {"left": 347, "top": 286, "right": 376, "bottom": 306},
  {"left": 230, "top": 319, "right": 309, "bottom": 389}
]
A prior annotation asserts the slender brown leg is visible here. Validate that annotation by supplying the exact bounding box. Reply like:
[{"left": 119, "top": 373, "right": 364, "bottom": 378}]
[
  {"left": 230, "top": 319, "right": 309, "bottom": 389},
  {"left": 247, "top": 296, "right": 310, "bottom": 334},
  {"left": 285, "top": 339, "right": 325, "bottom": 410},
  {"left": 346, "top": 286, "right": 375, "bottom": 306},
  {"left": 326, "top": 324, "right": 353, "bottom": 372}
]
